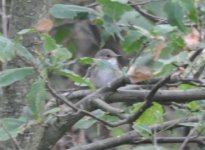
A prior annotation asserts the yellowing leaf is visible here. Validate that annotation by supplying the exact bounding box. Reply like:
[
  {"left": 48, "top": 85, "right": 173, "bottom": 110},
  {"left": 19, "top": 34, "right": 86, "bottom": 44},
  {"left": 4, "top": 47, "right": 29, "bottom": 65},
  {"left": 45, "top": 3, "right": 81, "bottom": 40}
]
[
  {"left": 127, "top": 66, "right": 152, "bottom": 83},
  {"left": 153, "top": 42, "right": 166, "bottom": 60},
  {"left": 183, "top": 28, "right": 200, "bottom": 48},
  {"left": 34, "top": 18, "right": 54, "bottom": 33}
]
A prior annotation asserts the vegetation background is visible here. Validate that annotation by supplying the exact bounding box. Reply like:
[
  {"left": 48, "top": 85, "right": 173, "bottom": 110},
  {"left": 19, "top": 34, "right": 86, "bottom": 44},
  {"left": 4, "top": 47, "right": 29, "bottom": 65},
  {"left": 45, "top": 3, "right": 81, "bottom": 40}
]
[{"left": 0, "top": 0, "right": 205, "bottom": 150}]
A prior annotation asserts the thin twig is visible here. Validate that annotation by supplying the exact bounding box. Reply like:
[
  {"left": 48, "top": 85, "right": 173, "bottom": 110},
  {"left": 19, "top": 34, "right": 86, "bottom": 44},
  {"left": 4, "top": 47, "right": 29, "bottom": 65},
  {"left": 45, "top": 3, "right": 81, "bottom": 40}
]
[
  {"left": 194, "top": 64, "right": 205, "bottom": 79},
  {"left": 180, "top": 126, "right": 198, "bottom": 150},
  {"left": 94, "top": 98, "right": 127, "bottom": 119},
  {"left": 128, "top": 0, "right": 166, "bottom": 23},
  {"left": 46, "top": 81, "right": 116, "bottom": 127},
  {"left": 179, "top": 114, "right": 205, "bottom": 150},
  {"left": 46, "top": 82, "right": 79, "bottom": 111}
]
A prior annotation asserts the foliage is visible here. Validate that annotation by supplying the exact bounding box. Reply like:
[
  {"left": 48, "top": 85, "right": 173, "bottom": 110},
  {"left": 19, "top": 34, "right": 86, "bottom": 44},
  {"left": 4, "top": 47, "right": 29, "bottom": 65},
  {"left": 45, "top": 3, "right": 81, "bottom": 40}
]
[
  {"left": 1, "top": 0, "right": 205, "bottom": 149},
  {"left": 26, "top": 79, "right": 47, "bottom": 121}
]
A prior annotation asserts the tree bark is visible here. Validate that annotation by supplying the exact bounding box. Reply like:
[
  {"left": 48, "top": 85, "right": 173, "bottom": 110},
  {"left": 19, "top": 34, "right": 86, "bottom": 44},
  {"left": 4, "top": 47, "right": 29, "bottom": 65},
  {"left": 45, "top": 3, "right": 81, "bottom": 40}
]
[
  {"left": 3, "top": 0, "right": 97, "bottom": 149},
  {"left": 2, "top": 0, "right": 59, "bottom": 149}
]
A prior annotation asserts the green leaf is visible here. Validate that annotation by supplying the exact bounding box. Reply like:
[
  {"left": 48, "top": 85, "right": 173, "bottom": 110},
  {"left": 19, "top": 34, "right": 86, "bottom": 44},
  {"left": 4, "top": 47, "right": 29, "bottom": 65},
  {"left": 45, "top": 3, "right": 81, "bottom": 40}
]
[
  {"left": 73, "top": 116, "right": 97, "bottom": 129},
  {"left": 131, "top": 102, "right": 164, "bottom": 125},
  {"left": 182, "top": 0, "right": 199, "bottom": 23},
  {"left": 132, "top": 124, "right": 151, "bottom": 138},
  {"left": 159, "top": 51, "right": 189, "bottom": 65},
  {"left": 74, "top": 109, "right": 105, "bottom": 129},
  {"left": 50, "top": 47, "right": 72, "bottom": 63},
  {"left": 132, "top": 52, "right": 154, "bottom": 68},
  {"left": 102, "top": 114, "right": 120, "bottom": 122},
  {"left": 0, "top": 118, "right": 26, "bottom": 141},
  {"left": 179, "top": 122, "right": 198, "bottom": 127},
  {"left": 159, "top": 34, "right": 184, "bottom": 57},
  {"left": 26, "top": 79, "right": 47, "bottom": 120},
  {"left": 44, "top": 107, "right": 60, "bottom": 115},
  {"left": 14, "top": 43, "right": 36, "bottom": 63},
  {"left": 153, "top": 24, "right": 177, "bottom": 35},
  {"left": 111, "top": 0, "right": 128, "bottom": 4},
  {"left": 78, "top": 57, "right": 94, "bottom": 65},
  {"left": 102, "top": 17, "right": 124, "bottom": 40},
  {"left": 111, "top": 128, "right": 125, "bottom": 136},
  {"left": 42, "top": 33, "right": 57, "bottom": 53},
  {"left": 54, "top": 69, "right": 96, "bottom": 90},
  {"left": 154, "top": 63, "right": 175, "bottom": 77},
  {"left": 164, "top": 1, "right": 186, "bottom": 31},
  {"left": 17, "top": 28, "right": 36, "bottom": 35},
  {"left": 144, "top": 0, "right": 166, "bottom": 17},
  {"left": 49, "top": 4, "right": 99, "bottom": 20},
  {"left": 0, "top": 67, "right": 34, "bottom": 87},
  {"left": 0, "top": 36, "right": 15, "bottom": 62},
  {"left": 154, "top": 50, "right": 188, "bottom": 76},
  {"left": 97, "top": 0, "right": 131, "bottom": 20},
  {"left": 186, "top": 101, "right": 201, "bottom": 111},
  {"left": 121, "top": 31, "right": 145, "bottom": 53},
  {"left": 118, "top": 10, "right": 153, "bottom": 30},
  {"left": 178, "top": 84, "right": 196, "bottom": 90}
]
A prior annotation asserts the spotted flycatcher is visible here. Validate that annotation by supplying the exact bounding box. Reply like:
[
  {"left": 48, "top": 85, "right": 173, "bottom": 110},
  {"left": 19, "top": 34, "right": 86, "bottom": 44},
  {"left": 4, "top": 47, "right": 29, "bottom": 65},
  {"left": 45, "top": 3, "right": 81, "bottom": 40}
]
[{"left": 87, "top": 49, "right": 121, "bottom": 88}]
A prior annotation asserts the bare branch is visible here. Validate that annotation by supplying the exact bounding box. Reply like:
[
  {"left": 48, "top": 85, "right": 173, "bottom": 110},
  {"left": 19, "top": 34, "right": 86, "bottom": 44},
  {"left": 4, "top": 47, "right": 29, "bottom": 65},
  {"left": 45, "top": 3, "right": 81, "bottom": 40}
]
[
  {"left": 106, "top": 89, "right": 205, "bottom": 104},
  {"left": 94, "top": 98, "right": 124, "bottom": 113}
]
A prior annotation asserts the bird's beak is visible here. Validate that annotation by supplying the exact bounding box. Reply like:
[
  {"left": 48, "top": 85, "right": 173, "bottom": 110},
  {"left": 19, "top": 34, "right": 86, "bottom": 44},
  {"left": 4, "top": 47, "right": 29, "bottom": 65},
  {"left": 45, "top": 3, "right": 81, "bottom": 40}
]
[{"left": 114, "top": 54, "right": 121, "bottom": 57}]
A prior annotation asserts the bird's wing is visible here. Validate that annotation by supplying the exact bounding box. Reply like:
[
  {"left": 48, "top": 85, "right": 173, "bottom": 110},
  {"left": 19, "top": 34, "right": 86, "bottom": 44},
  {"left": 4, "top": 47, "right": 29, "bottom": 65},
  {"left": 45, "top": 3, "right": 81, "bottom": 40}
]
[{"left": 84, "top": 64, "right": 96, "bottom": 79}]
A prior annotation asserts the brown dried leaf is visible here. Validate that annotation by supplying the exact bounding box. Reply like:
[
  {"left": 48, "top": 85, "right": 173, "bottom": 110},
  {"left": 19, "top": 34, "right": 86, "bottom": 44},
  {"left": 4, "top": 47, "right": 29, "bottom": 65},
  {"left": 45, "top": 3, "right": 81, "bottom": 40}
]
[
  {"left": 153, "top": 42, "right": 166, "bottom": 60},
  {"left": 183, "top": 28, "right": 200, "bottom": 48},
  {"left": 127, "top": 66, "right": 152, "bottom": 84},
  {"left": 34, "top": 18, "right": 54, "bottom": 33}
]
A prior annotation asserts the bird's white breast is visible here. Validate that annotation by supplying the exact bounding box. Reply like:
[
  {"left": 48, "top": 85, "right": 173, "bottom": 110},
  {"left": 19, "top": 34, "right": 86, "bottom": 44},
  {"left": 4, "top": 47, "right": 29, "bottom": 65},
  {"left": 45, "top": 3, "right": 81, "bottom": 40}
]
[{"left": 91, "top": 58, "right": 120, "bottom": 88}]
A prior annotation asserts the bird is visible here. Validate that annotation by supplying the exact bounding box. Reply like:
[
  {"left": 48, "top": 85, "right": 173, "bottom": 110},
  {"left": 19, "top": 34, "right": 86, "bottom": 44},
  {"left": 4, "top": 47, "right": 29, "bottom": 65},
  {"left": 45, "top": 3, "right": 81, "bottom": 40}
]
[
  {"left": 85, "top": 49, "right": 122, "bottom": 144},
  {"left": 87, "top": 49, "right": 121, "bottom": 88}
]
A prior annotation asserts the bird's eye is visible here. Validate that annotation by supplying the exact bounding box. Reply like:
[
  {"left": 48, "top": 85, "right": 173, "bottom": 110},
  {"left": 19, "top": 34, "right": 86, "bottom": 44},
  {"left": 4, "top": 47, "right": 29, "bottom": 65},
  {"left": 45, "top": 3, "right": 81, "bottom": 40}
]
[{"left": 106, "top": 54, "right": 111, "bottom": 57}]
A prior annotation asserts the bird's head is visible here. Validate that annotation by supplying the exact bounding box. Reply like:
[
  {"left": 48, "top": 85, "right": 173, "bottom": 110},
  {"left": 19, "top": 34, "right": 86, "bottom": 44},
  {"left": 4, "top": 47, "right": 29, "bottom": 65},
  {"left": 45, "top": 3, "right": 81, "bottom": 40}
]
[{"left": 95, "top": 49, "right": 120, "bottom": 60}]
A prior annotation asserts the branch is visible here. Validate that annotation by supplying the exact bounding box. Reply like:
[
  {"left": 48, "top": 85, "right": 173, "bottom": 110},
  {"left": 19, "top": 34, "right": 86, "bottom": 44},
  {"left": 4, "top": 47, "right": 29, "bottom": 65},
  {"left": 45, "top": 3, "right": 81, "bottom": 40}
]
[
  {"left": 65, "top": 77, "right": 205, "bottom": 101},
  {"left": 180, "top": 114, "right": 204, "bottom": 150},
  {"left": 128, "top": 0, "right": 166, "bottom": 23},
  {"left": 194, "top": 63, "right": 205, "bottom": 79},
  {"left": 37, "top": 45, "right": 205, "bottom": 149},
  {"left": 68, "top": 117, "right": 198, "bottom": 150},
  {"left": 106, "top": 89, "right": 205, "bottom": 104},
  {"left": 93, "top": 98, "right": 126, "bottom": 119},
  {"left": 180, "top": 127, "right": 198, "bottom": 150},
  {"left": 75, "top": 76, "right": 130, "bottom": 107},
  {"left": 111, "top": 75, "right": 171, "bottom": 126},
  {"left": 46, "top": 81, "right": 117, "bottom": 127}
]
